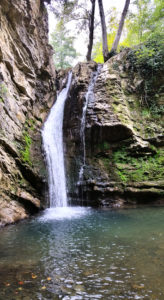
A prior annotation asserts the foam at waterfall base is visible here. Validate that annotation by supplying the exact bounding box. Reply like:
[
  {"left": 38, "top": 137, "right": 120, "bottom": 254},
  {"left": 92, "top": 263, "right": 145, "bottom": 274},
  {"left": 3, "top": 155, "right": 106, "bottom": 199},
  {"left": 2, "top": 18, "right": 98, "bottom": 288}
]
[{"left": 39, "top": 206, "right": 91, "bottom": 221}]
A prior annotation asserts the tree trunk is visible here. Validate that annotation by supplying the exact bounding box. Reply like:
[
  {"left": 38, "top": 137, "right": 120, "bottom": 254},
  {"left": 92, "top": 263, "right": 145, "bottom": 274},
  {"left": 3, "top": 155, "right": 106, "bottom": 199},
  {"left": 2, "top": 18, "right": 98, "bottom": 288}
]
[
  {"left": 86, "top": 0, "right": 96, "bottom": 61},
  {"left": 98, "top": 0, "right": 109, "bottom": 62},
  {"left": 109, "top": 0, "right": 130, "bottom": 57}
]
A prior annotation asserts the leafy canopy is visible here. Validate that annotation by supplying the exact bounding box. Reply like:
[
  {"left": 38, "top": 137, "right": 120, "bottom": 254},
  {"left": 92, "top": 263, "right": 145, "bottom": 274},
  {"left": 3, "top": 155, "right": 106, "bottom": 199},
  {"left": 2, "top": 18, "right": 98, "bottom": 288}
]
[
  {"left": 123, "top": 0, "right": 164, "bottom": 46},
  {"left": 93, "top": 0, "right": 164, "bottom": 62},
  {"left": 50, "top": 21, "right": 78, "bottom": 69},
  {"left": 93, "top": 7, "right": 119, "bottom": 63}
]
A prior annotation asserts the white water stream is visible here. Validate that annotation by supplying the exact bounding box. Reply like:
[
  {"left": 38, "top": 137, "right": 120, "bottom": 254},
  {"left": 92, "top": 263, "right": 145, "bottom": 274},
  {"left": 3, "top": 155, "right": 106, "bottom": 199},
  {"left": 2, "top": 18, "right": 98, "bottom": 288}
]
[
  {"left": 78, "top": 65, "right": 102, "bottom": 184},
  {"left": 42, "top": 72, "right": 72, "bottom": 207}
]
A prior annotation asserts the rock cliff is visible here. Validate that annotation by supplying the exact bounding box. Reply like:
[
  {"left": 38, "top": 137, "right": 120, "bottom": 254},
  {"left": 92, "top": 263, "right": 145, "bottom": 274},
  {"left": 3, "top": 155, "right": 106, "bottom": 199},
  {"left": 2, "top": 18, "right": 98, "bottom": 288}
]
[
  {"left": 0, "top": 0, "right": 55, "bottom": 226},
  {"left": 0, "top": 0, "right": 163, "bottom": 225},
  {"left": 64, "top": 50, "right": 164, "bottom": 206}
]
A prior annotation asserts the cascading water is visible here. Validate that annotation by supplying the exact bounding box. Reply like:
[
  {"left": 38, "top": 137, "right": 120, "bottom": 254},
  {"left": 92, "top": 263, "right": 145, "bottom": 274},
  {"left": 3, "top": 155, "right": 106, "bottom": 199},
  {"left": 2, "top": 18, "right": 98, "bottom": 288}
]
[
  {"left": 78, "top": 65, "right": 102, "bottom": 184},
  {"left": 42, "top": 72, "right": 72, "bottom": 207}
]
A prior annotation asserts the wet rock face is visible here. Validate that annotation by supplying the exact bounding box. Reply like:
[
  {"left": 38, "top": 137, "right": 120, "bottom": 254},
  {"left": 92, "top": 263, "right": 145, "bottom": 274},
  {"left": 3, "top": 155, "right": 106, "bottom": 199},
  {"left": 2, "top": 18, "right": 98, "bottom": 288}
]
[
  {"left": 0, "top": 0, "right": 55, "bottom": 226},
  {"left": 63, "top": 62, "right": 97, "bottom": 200},
  {"left": 64, "top": 51, "right": 164, "bottom": 206}
]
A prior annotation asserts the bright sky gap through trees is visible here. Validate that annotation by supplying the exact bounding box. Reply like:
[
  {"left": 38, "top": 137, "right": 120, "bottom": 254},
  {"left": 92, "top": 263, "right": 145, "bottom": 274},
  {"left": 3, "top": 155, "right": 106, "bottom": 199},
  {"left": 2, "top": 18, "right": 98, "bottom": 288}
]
[
  {"left": 48, "top": 0, "right": 126, "bottom": 63},
  {"left": 47, "top": 0, "right": 164, "bottom": 68}
]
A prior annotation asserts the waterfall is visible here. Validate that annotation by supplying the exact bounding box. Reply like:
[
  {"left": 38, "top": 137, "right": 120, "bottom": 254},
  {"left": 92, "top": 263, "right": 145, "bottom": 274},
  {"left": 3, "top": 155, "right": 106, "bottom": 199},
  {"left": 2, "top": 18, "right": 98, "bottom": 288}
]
[
  {"left": 42, "top": 72, "right": 72, "bottom": 207},
  {"left": 78, "top": 65, "right": 102, "bottom": 184}
]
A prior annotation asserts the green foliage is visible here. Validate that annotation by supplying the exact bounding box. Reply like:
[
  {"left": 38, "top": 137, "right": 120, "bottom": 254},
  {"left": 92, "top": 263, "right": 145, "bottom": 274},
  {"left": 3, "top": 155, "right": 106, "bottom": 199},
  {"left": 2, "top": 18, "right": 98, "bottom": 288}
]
[
  {"left": 130, "top": 35, "right": 164, "bottom": 75},
  {"left": 113, "top": 147, "right": 164, "bottom": 183},
  {"left": 117, "top": 170, "right": 128, "bottom": 183},
  {"left": 50, "top": 21, "right": 78, "bottom": 69},
  {"left": 149, "top": 103, "right": 164, "bottom": 116},
  {"left": 27, "top": 118, "right": 36, "bottom": 131},
  {"left": 93, "top": 7, "right": 119, "bottom": 63},
  {"left": 112, "top": 61, "right": 120, "bottom": 71},
  {"left": 19, "top": 119, "right": 36, "bottom": 166},
  {"left": 103, "top": 142, "right": 110, "bottom": 150},
  {"left": 49, "top": 1, "right": 94, "bottom": 39},
  {"left": 141, "top": 109, "right": 150, "bottom": 118},
  {"left": 49, "top": 1, "right": 82, "bottom": 24},
  {"left": 93, "top": 43, "right": 104, "bottom": 63},
  {"left": 123, "top": 0, "right": 164, "bottom": 46},
  {"left": 0, "top": 82, "right": 8, "bottom": 102},
  {"left": 126, "top": 33, "right": 164, "bottom": 109},
  {"left": 20, "top": 131, "right": 32, "bottom": 165},
  {"left": 98, "top": 141, "right": 110, "bottom": 151},
  {"left": 123, "top": 0, "right": 153, "bottom": 46},
  {"left": 93, "top": 0, "right": 163, "bottom": 63},
  {"left": 114, "top": 148, "right": 127, "bottom": 162},
  {"left": 102, "top": 157, "right": 110, "bottom": 169}
]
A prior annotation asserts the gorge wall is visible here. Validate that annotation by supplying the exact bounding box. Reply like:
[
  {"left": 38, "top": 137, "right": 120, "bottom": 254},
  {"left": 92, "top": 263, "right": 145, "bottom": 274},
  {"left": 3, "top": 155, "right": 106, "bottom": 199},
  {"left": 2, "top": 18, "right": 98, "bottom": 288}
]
[
  {"left": 0, "top": 0, "right": 55, "bottom": 226},
  {"left": 0, "top": 0, "right": 163, "bottom": 226},
  {"left": 64, "top": 51, "right": 164, "bottom": 207}
]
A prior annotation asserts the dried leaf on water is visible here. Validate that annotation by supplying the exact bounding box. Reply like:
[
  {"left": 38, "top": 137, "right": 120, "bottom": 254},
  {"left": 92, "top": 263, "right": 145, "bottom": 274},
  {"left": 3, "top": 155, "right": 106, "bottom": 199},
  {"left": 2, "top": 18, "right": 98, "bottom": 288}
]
[
  {"left": 4, "top": 283, "right": 10, "bottom": 287},
  {"left": 41, "top": 286, "right": 46, "bottom": 290},
  {"left": 47, "top": 277, "right": 52, "bottom": 281},
  {"left": 132, "top": 284, "right": 144, "bottom": 289}
]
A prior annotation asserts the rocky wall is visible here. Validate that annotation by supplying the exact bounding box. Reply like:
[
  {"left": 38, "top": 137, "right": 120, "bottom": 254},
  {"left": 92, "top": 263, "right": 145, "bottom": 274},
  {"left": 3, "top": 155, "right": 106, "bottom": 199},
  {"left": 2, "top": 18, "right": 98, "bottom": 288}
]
[
  {"left": 0, "top": 0, "right": 55, "bottom": 226},
  {"left": 63, "top": 50, "right": 164, "bottom": 207}
]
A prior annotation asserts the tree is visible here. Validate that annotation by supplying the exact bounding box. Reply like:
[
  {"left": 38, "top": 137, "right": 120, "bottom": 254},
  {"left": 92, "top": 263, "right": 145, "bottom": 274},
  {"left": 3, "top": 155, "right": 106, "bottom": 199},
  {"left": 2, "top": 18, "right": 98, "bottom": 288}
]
[
  {"left": 97, "top": 0, "right": 109, "bottom": 62},
  {"left": 49, "top": 0, "right": 96, "bottom": 62},
  {"left": 86, "top": 0, "right": 96, "bottom": 61},
  {"left": 49, "top": 0, "right": 77, "bottom": 21},
  {"left": 109, "top": 0, "right": 130, "bottom": 57},
  {"left": 122, "top": 0, "right": 164, "bottom": 47},
  {"left": 93, "top": 7, "right": 119, "bottom": 63},
  {"left": 50, "top": 0, "right": 130, "bottom": 63},
  {"left": 97, "top": 0, "right": 131, "bottom": 61},
  {"left": 50, "top": 21, "right": 78, "bottom": 69}
]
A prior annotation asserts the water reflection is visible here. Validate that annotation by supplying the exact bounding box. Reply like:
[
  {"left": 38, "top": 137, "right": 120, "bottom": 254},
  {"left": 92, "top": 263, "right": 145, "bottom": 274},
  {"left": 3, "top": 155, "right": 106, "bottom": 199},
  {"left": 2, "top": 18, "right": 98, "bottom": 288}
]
[{"left": 0, "top": 206, "right": 164, "bottom": 299}]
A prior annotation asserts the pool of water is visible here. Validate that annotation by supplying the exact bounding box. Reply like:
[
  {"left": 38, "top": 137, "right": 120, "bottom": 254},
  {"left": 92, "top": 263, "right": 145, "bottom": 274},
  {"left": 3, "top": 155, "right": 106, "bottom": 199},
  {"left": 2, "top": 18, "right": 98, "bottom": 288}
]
[{"left": 0, "top": 206, "right": 164, "bottom": 299}]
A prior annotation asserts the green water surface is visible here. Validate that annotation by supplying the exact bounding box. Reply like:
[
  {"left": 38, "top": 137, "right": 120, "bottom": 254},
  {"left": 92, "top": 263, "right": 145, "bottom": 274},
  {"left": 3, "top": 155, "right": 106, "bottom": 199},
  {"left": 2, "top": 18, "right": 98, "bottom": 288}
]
[{"left": 0, "top": 206, "right": 164, "bottom": 300}]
